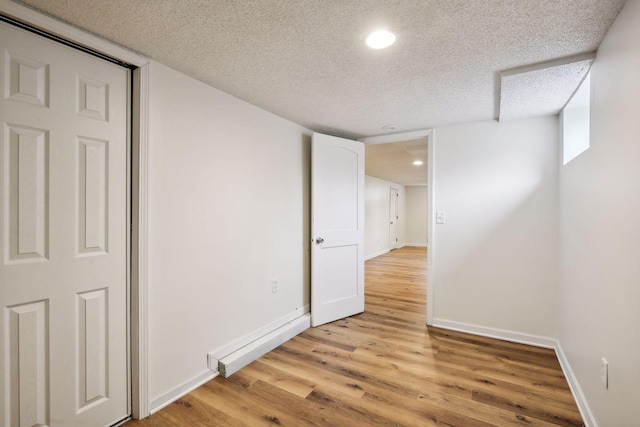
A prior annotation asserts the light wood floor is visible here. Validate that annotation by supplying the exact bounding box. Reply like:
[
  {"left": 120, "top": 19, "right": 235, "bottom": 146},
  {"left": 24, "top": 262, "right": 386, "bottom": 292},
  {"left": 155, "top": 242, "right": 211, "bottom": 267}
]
[{"left": 126, "top": 246, "right": 583, "bottom": 426}]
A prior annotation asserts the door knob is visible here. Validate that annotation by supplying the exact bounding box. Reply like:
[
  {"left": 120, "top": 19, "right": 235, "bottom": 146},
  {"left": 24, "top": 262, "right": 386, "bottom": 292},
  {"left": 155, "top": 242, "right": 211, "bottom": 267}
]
[{"left": 315, "top": 237, "right": 324, "bottom": 244}]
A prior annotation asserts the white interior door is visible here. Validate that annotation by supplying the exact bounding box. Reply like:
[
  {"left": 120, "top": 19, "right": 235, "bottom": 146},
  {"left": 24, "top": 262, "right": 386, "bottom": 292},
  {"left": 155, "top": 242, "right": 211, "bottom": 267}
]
[
  {"left": 311, "top": 133, "right": 364, "bottom": 327},
  {"left": 389, "top": 188, "right": 398, "bottom": 250},
  {"left": 0, "top": 22, "right": 129, "bottom": 426}
]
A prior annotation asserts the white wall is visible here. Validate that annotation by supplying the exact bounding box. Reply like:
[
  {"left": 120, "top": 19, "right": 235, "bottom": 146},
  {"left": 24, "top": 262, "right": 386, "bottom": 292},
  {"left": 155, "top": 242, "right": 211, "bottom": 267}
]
[
  {"left": 364, "top": 175, "right": 405, "bottom": 259},
  {"left": 432, "top": 116, "right": 558, "bottom": 339},
  {"left": 405, "top": 186, "right": 428, "bottom": 246},
  {"left": 561, "top": 106, "right": 590, "bottom": 165},
  {"left": 561, "top": 73, "right": 591, "bottom": 165},
  {"left": 147, "top": 61, "right": 311, "bottom": 404},
  {"left": 558, "top": 1, "right": 640, "bottom": 425}
]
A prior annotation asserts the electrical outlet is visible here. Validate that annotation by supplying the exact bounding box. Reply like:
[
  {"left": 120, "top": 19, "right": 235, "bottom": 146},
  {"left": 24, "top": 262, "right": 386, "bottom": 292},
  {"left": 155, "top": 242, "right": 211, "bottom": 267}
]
[
  {"left": 271, "top": 279, "right": 279, "bottom": 293},
  {"left": 601, "top": 357, "right": 608, "bottom": 389}
]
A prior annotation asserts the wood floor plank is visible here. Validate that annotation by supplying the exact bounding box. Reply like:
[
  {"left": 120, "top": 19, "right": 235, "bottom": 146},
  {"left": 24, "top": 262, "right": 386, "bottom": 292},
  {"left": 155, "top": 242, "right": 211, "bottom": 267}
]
[
  {"left": 258, "top": 344, "right": 368, "bottom": 399},
  {"left": 195, "top": 377, "right": 319, "bottom": 426},
  {"left": 472, "top": 390, "right": 584, "bottom": 427},
  {"left": 239, "top": 360, "right": 315, "bottom": 398},
  {"left": 125, "top": 247, "right": 584, "bottom": 426}
]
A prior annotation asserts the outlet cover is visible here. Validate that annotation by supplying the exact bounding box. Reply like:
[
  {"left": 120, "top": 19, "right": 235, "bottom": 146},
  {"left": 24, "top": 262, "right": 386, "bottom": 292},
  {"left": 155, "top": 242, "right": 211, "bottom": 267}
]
[
  {"left": 271, "top": 279, "right": 279, "bottom": 293},
  {"left": 601, "top": 357, "right": 608, "bottom": 389}
]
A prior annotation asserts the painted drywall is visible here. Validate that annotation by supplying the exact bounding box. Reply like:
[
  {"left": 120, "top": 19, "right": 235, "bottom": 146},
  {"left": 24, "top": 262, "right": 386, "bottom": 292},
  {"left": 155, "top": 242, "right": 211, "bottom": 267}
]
[
  {"left": 405, "top": 186, "right": 428, "bottom": 246},
  {"left": 561, "top": 73, "right": 591, "bottom": 165},
  {"left": 364, "top": 175, "right": 405, "bottom": 259},
  {"left": 561, "top": 106, "right": 590, "bottom": 165},
  {"left": 432, "top": 116, "right": 558, "bottom": 338},
  {"left": 147, "top": 61, "right": 311, "bottom": 403},
  {"left": 558, "top": 1, "right": 640, "bottom": 425}
]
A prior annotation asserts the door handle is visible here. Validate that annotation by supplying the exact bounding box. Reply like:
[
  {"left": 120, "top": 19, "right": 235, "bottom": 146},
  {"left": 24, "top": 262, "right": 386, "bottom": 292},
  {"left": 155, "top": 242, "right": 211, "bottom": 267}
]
[{"left": 315, "top": 237, "right": 325, "bottom": 244}]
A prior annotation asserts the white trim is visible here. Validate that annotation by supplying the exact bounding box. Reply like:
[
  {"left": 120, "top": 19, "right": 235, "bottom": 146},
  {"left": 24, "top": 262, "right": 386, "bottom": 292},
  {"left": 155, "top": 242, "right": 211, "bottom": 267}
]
[
  {"left": 426, "top": 129, "right": 435, "bottom": 326},
  {"left": 208, "top": 305, "right": 310, "bottom": 366},
  {"left": 130, "top": 64, "right": 150, "bottom": 419},
  {"left": 125, "top": 71, "right": 133, "bottom": 420},
  {"left": 365, "top": 249, "right": 390, "bottom": 260},
  {"left": 217, "top": 314, "right": 311, "bottom": 377},
  {"left": 359, "top": 129, "right": 431, "bottom": 145},
  {"left": 431, "top": 318, "right": 557, "bottom": 349},
  {"left": 404, "top": 243, "right": 427, "bottom": 248},
  {"left": 149, "top": 370, "right": 218, "bottom": 415},
  {"left": 0, "top": 0, "right": 149, "bottom": 67},
  {"left": 555, "top": 342, "right": 598, "bottom": 427}
]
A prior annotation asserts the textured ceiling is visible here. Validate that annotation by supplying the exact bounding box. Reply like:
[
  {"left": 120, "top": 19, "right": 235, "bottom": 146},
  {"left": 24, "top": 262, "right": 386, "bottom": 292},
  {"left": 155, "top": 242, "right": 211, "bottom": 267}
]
[
  {"left": 366, "top": 138, "right": 428, "bottom": 186},
  {"left": 499, "top": 53, "right": 595, "bottom": 121},
  {"left": 13, "top": 0, "right": 625, "bottom": 139}
]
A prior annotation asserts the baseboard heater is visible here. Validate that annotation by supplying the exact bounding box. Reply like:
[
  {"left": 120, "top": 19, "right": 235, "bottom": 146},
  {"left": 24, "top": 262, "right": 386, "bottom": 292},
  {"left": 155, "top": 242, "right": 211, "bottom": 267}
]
[{"left": 210, "top": 313, "right": 310, "bottom": 378}]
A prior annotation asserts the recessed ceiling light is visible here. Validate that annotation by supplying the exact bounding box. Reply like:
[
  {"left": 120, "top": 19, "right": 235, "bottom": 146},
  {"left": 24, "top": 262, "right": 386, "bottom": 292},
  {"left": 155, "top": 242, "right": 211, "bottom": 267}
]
[
  {"left": 366, "top": 30, "right": 396, "bottom": 49},
  {"left": 413, "top": 160, "right": 424, "bottom": 166},
  {"left": 382, "top": 125, "right": 397, "bottom": 131}
]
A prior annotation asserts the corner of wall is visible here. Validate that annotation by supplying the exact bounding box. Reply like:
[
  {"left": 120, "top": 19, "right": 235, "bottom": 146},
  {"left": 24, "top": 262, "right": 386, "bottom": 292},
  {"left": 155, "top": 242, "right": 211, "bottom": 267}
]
[{"left": 554, "top": 342, "right": 598, "bottom": 427}]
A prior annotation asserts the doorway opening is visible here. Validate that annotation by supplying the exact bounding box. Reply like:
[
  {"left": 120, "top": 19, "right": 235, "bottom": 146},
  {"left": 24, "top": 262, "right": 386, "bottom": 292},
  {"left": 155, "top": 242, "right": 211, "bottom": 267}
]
[
  {"left": 389, "top": 188, "right": 399, "bottom": 250},
  {"left": 360, "top": 130, "right": 434, "bottom": 325}
]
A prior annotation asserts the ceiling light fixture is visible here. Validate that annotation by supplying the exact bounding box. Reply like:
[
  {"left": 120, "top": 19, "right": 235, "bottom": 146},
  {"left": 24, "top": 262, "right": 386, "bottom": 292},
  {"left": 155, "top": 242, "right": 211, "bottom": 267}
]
[
  {"left": 366, "top": 30, "right": 396, "bottom": 49},
  {"left": 413, "top": 160, "right": 424, "bottom": 166}
]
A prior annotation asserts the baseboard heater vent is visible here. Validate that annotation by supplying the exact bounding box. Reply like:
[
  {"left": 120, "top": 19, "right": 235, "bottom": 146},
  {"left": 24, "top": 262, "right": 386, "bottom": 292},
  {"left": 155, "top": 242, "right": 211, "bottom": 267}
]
[{"left": 214, "top": 313, "right": 310, "bottom": 378}]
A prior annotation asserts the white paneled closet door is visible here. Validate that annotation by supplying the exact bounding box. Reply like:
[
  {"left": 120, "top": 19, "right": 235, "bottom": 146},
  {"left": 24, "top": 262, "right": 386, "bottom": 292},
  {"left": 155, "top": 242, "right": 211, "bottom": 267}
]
[{"left": 0, "top": 21, "right": 130, "bottom": 427}]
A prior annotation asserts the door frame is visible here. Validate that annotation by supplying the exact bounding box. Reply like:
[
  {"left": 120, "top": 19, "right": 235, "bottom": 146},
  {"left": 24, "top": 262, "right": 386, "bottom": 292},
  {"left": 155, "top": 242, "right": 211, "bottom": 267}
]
[
  {"left": 0, "top": 0, "right": 152, "bottom": 419},
  {"left": 359, "top": 129, "right": 435, "bottom": 326},
  {"left": 389, "top": 187, "right": 398, "bottom": 250}
]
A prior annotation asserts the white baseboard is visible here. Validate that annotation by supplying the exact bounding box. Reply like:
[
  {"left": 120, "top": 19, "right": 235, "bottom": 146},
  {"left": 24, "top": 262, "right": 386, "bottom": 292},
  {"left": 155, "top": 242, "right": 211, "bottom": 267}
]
[
  {"left": 431, "top": 318, "right": 557, "bottom": 349},
  {"left": 555, "top": 342, "right": 598, "bottom": 427},
  {"left": 208, "top": 304, "right": 309, "bottom": 370},
  {"left": 148, "top": 307, "right": 310, "bottom": 415},
  {"left": 149, "top": 369, "right": 217, "bottom": 414},
  {"left": 216, "top": 313, "right": 310, "bottom": 377},
  {"left": 365, "top": 249, "right": 389, "bottom": 260},
  {"left": 404, "top": 242, "right": 427, "bottom": 247}
]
